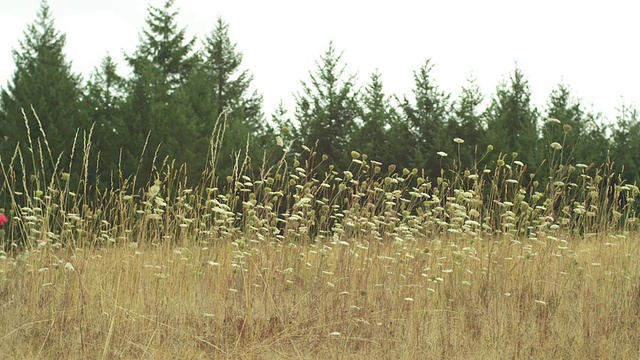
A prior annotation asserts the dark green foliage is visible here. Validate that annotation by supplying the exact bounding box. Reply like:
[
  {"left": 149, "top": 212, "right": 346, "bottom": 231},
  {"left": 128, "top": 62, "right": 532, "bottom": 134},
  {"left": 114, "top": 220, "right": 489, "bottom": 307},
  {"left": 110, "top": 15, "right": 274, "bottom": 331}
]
[
  {"left": 541, "top": 83, "right": 608, "bottom": 168},
  {"left": 265, "top": 101, "right": 299, "bottom": 163},
  {"left": 186, "top": 17, "right": 266, "bottom": 179},
  {"left": 399, "top": 60, "right": 451, "bottom": 177},
  {"left": 485, "top": 66, "right": 539, "bottom": 168},
  {"left": 352, "top": 71, "right": 397, "bottom": 166},
  {"left": 449, "top": 77, "right": 487, "bottom": 168},
  {"left": 611, "top": 104, "right": 640, "bottom": 180},
  {"left": 83, "top": 55, "right": 127, "bottom": 184},
  {"left": 3, "top": 1, "right": 640, "bottom": 193},
  {"left": 121, "top": 0, "right": 200, "bottom": 184},
  {"left": 296, "top": 43, "right": 361, "bottom": 171},
  {"left": 0, "top": 1, "right": 88, "bottom": 173}
]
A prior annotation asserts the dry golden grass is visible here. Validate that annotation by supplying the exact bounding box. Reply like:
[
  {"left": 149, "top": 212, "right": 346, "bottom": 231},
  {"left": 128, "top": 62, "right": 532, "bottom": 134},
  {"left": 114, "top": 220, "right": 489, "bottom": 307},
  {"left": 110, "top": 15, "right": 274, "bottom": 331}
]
[
  {"left": 2, "top": 231, "right": 640, "bottom": 359},
  {"left": 1, "top": 113, "right": 640, "bottom": 358}
]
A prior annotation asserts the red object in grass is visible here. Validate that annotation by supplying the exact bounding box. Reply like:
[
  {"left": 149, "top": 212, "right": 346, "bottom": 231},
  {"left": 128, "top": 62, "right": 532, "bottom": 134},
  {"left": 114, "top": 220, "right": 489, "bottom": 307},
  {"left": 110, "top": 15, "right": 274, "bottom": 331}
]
[{"left": 0, "top": 213, "right": 8, "bottom": 226}]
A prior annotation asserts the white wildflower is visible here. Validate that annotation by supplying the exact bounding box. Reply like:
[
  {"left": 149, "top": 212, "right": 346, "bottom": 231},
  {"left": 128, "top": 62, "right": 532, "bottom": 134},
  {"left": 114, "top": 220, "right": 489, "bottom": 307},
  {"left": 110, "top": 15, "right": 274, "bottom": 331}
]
[{"left": 550, "top": 142, "right": 562, "bottom": 150}]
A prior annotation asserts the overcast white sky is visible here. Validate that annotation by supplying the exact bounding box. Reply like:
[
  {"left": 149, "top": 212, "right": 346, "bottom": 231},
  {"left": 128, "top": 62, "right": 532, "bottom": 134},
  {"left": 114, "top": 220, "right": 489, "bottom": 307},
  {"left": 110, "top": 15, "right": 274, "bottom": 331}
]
[{"left": 1, "top": 0, "right": 638, "bottom": 123}]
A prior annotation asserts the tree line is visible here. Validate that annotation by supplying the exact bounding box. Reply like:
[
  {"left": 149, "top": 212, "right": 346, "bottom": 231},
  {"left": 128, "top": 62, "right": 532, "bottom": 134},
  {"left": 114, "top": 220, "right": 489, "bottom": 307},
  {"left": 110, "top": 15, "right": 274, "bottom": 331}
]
[{"left": 1, "top": 0, "right": 639, "bottom": 192}]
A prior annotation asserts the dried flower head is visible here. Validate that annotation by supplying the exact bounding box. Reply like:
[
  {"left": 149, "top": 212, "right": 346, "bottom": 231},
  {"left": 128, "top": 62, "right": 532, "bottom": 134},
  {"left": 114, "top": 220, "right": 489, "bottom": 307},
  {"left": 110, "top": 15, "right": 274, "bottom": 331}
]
[{"left": 550, "top": 142, "right": 563, "bottom": 150}]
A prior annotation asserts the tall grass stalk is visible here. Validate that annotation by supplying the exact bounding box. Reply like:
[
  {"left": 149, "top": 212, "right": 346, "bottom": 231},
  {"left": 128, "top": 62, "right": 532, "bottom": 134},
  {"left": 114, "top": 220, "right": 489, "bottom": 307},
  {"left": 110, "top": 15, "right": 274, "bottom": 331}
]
[{"left": 1, "top": 111, "right": 639, "bottom": 358}]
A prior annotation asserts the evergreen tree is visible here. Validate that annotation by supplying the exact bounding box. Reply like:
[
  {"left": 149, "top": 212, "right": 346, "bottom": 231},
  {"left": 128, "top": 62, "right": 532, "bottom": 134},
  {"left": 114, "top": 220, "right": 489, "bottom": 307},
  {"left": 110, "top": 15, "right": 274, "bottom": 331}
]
[
  {"left": 0, "top": 1, "right": 88, "bottom": 172},
  {"left": 485, "top": 66, "right": 539, "bottom": 167},
  {"left": 541, "top": 83, "right": 607, "bottom": 167},
  {"left": 352, "top": 71, "right": 397, "bottom": 165},
  {"left": 611, "top": 104, "right": 640, "bottom": 180},
  {"left": 84, "top": 55, "right": 127, "bottom": 183},
  {"left": 122, "top": 0, "right": 199, "bottom": 182},
  {"left": 296, "top": 43, "right": 361, "bottom": 171},
  {"left": 385, "top": 112, "right": 414, "bottom": 171},
  {"left": 271, "top": 101, "right": 298, "bottom": 151},
  {"left": 400, "top": 60, "right": 451, "bottom": 177},
  {"left": 449, "top": 77, "right": 486, "bottom": 168},
  {"left": 186, "top": 17, "right": 265, "bottom": 178}
]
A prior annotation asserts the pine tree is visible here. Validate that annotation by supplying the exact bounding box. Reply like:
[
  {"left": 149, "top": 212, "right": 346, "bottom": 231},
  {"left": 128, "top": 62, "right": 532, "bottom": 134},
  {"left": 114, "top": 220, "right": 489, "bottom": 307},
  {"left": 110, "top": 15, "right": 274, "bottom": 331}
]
[
  {"left": 186, "top": 17, "right": 265, "bottom": 178},
  {"left": 400, "top": 60, "right": 451, "bottom": 177},
  {"left": 271, "top": 101, "right": 298, "bottom": 151},
  {"left": 353, "top": 71, "right": 397, "bottom": 166},
  {"left": 0, "top": 0, "right": 88, "bottom": 172},
  {"left": 296, "top": 43, "right": 360, "bottom": 171},
  {"left": 84, "top": 55, "right": 127, "bottom": 183},
  {"left": 485, "top": 66, "right": 539, "bottom": 168},
  {"left": 122, "top": 0, "right": 199, "bottom": 182},
  {"left": 541, "top": 83, "right": 607, "bottom": 167},
  {"left": 611, "top": 104, "right": 640, "bottom": 180},
  {"left": 449, "top": 77, "right": 486, "bottom": 168}
]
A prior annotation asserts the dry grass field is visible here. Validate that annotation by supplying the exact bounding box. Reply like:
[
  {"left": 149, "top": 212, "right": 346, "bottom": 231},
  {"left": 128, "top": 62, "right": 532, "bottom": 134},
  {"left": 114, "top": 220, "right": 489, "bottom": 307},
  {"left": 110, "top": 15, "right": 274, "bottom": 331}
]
[
  {"left": 2, "top": 230, "right": 640, "bottom": 359},
  {"left": 1, "top": 118, "right": 640, "bottom": 359}
]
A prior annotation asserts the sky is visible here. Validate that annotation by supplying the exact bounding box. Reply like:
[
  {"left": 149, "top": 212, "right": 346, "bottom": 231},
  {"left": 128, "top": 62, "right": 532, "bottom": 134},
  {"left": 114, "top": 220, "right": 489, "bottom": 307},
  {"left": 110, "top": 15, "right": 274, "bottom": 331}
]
[{"left": 1, "top": 0, "right": 639, "bottom": 123}]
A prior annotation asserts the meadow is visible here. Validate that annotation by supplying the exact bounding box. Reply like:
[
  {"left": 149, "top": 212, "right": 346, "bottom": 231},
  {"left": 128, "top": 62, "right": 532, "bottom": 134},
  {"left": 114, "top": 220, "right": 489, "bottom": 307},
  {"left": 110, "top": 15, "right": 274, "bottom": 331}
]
[{"left": 1, "top": 116, "right": 640, "bottom": 359}]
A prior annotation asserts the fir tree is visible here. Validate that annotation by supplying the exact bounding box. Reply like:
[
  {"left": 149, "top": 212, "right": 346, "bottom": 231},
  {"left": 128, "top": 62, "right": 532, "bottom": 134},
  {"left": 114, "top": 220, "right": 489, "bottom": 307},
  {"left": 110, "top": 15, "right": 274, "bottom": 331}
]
[
  {"left": 296, "top": 42, "right": 360, "bottom": 171},
  {"left": 353, "top": 71, "right": 397, "bottom": 166},
  {"left": 449, "top": 76, "right": 486, "bottom": 168},
  {"left": 485, "top": 66, "right": 539, "bottom": 168},
  {"left": 122, "top": 0, "right": 199, "bottom": 183},
  {"left": 84, "top": 55, "right": 127, "bottom": 183},
  {"left": 186, "top": 17, "right": 265, "bottom": 178},
  {"left": 611, "top": 104, "right": 640, "bottom": 180},
  {"left": 400, "top": 60, "right": 451, "bottom": 177},
  {"left": 0, "top": 0, "right": 88, "bottom": 172},
  {"left": 541, "top": 83, "right": 607, "bottom": 167}
]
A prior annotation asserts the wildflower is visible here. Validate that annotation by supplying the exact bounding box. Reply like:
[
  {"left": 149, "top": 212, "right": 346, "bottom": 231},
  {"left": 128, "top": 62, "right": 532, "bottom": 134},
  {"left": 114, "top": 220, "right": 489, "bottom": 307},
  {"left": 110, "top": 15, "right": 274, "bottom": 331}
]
[
  {"left": 550, "top": 142, "right": 562, "bottom": 150},
  {"left": 453, "top": 137, "right": 464, "bottom": 144},
  {"left": 0, "top": 213, "right": 7, "bottom": 226},
  {"left": 437, "top": 151, "right": 448, "bottom": 157},
  {"left": 546, "top": 118, "right": 561, "bottom": 124},
  {"left": 275, "top": 136, "right": 284, "bottom": 147}
]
